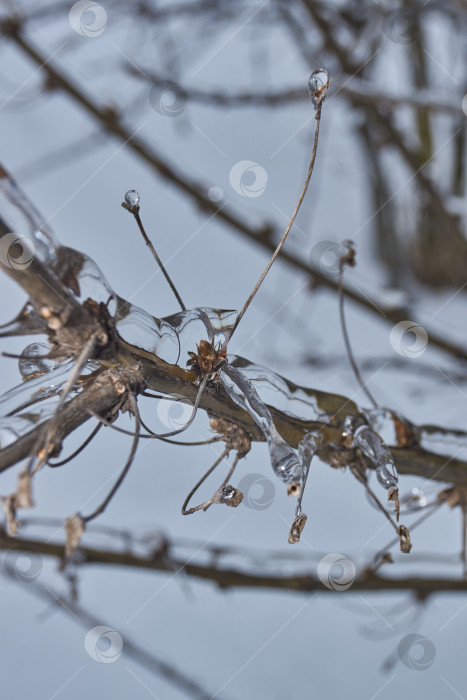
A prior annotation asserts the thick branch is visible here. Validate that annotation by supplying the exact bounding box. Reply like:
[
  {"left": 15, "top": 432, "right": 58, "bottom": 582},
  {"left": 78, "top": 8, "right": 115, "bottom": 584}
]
[{"left": 2, "top": 528, "right": 466, "bottom": 595}]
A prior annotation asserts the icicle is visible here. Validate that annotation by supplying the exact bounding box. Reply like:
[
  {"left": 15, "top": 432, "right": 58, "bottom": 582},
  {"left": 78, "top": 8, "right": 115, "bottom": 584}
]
[
  {"left": 219, "top": 362, "right": 302, "bottom": 485},
  {"left": 354, "top": 424, "right": 398, "bottom": 490},
  {"left": 287, "top": 431, "right": 323, "bottom": 544}
]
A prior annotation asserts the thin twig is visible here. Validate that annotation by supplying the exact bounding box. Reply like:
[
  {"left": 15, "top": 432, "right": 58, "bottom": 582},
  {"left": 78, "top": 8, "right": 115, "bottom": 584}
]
[
  {"left": 338, "top": 260, "right": 378, "bottom": 409},
  {"left": 82, "top": 394, "right": 141, "bottom": 523},
  {"left": 122, "top": 201, "right": 186, "bottom": 311},
  {"left": 182, "top": 447, "right": 230, "bottom": 515},
  {"left": 229, "top": 71, "right": 330, "bottom": 340},
  {"left": 47, "top": 422, "right": 102, "bottom": 467}
]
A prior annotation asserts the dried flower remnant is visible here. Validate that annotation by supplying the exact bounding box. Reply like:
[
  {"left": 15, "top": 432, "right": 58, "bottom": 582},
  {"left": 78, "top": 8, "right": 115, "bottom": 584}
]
[
  {"left": 398, "top": 525, "right": 412, "bottom": 554},
  {"left": 212, "top": 484, "right": 243, "bottom": 508},
  {"left": 187, "top": 340, "right": 227, "bottom": 379},
  {"left": 209, "top": 417, "right": 251, "bottom": 457},
  {"left": 288, "top": 513, "right": 308, "bottom": 544}
]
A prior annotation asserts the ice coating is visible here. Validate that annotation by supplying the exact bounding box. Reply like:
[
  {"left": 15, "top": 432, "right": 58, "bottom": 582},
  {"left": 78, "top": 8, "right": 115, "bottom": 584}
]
[
  {"left": 0, "top": 165, "right": 58, "bottom": 265},
  {"left": 354, "top": 424, "right": 399, "bottom": 489},
  {"left": 0, "top": 164, "right": 413, "bottom": 493},
  {"left": 18, "top": 342, "right": 55, "bottom": 379},
  {"left": 0, "top": 361, "right": 79, "bottom": 444},
  {"left": 124, "top": 189, "right": 140, "bottom": 208},
  {"left": 219, "top": 362, "right": 303, "bottom": 485},
  {"left": 298, "top": 431, "right": 323, "bottom": 471}
]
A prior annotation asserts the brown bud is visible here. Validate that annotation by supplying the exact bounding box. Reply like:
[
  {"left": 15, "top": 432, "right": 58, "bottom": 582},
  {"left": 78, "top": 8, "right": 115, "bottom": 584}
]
[{"left": 287, "top": 482, "right": 301, "bottom": 498}]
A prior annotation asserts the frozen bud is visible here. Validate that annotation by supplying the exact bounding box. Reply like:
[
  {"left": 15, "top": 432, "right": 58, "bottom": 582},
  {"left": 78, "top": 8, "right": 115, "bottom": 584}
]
[
  {"left": 65, "top": 514, "right": 85, "bottom": 556},
  {"left": 124, "top": 189, "right": 140, "bottom": 209},
  {"left": 308, "top": 69, "right": 331, "bottom": 110},
  {"left": 288, "top": 513, "right": 307, "bottom": 544},
  {"left": 213, "top": 484, "right": 243, "bottom": 508},
  {"left": 339, "top": 239, "right": 356, "bottom": 268}
]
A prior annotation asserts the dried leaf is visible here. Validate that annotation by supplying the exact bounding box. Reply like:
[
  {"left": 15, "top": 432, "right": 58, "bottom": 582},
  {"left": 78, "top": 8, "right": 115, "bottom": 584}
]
[
  {"left": 1, "top": 495, "right": 18, "bottom": 535},
  {"left": 15, "top": 470, "right": 33, "bottom": 509},
  {"left": 288, "top": 513, "right": 307, "bottom": 544},
  {"left": 65, "top": 514, "right": 85, "bottom": 556},
  {"left": 388, "top": 486, "right": 400, "bottom": 522}
]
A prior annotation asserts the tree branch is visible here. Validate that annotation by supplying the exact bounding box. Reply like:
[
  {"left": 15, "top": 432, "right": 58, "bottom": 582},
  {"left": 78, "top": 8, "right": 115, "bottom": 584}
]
[
  {"left": 3, "top": 23, "right": 467, "bottom": 362},
  {"left": 2, "top": 527, "right": 466, "bottom": 595}
]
